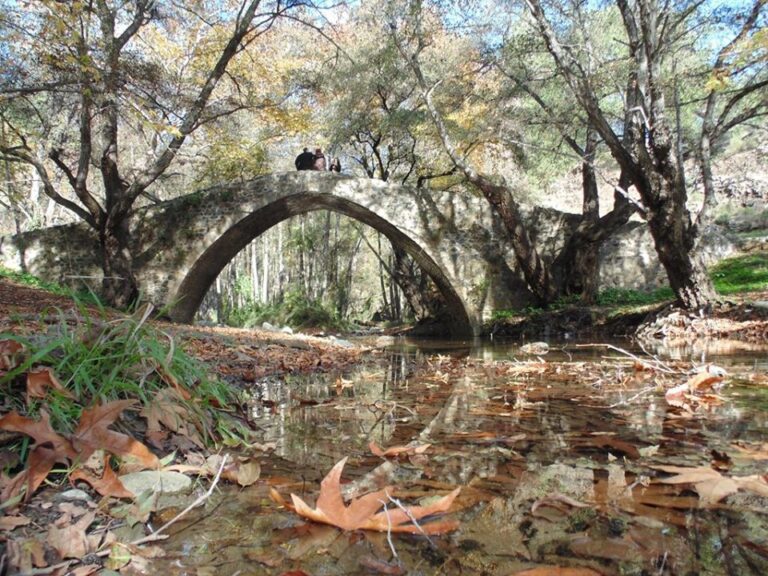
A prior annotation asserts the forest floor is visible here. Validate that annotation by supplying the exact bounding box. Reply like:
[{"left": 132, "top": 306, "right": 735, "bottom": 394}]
[{"left": 2, "top": 277, "right": 768, "bottom": 576}]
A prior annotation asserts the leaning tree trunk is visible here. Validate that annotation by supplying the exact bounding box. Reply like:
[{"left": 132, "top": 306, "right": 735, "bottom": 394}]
[
  {"left": 646, "top": 197, "right": 717, "bottom": 310},
  {"left": 100, "top": 213, "right": 139, "bottom": 309}
]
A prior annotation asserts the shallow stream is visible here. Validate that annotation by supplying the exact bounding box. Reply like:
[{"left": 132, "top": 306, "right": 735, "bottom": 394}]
[{"left": 152, "top": 337, "right": 768, "bottom": 575}]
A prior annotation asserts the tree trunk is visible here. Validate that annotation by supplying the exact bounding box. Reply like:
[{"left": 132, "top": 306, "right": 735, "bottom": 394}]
[
  {"left": 647, "top": 192, "right": 717, "bottom": 310},
  {"left": 100, "top": 214, "right": 139, "bottom": 309}
]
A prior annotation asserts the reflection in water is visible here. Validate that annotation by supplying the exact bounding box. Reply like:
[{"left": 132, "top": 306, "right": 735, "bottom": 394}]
[{"left": 156, "top": 339, "right": 768, "bottom": 575}]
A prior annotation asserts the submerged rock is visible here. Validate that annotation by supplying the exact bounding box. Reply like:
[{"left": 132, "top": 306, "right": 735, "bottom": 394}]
[
  {"left": 119, "top": 471, "right": 192, "bottom": 496},
  {"left": 520, "top": 341, "right": 549, "bottom": 355}
]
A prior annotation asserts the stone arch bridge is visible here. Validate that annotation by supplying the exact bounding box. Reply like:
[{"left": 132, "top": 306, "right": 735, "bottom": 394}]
[{"left": 0, "top": 172, "right": 692, "bottom": 337}]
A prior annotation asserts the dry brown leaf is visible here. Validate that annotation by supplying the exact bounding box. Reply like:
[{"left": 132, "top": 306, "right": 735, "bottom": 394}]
[
  {"left": 369, "top": 441, "right": 431, "bottom": 458},
  {"left": 288, "top": 457, "right": 460, "bottom": 534},
  {"left": 0, "top": 411, "right": 77, "bottom": 460},
  {"left": 531, "top": 493, "right": 591, "bottom": 517},
  {"left": 0, "top": 515, "right": 32, "bottom": 531},
  {"left": 0, "top": 339, "right": 24, "bottom": 371},
  {"left": 651, "top": 464, "right": 722, "bottom": 484},
  {"left": 651, "top": 465, "right": 768, "bottom": 505},
  {"left": 69, "top": 454, "right": 134, "bottom": 498},
  {"left": 46, "top": 510, "right": 96, "bottom": 559},
  {"left": 72, "top": 400, "right": 159, "bottom": 469},
  {"left": 26, "top": 367, "right": 74, "bottom": 403},
  {"left": 232, "top": 460, "right": 261, "bottom": 487},
  {"left": 359, "top": 555, "right": 406, "bottom": 575},
  {"left": 0, "top": 410, "right": 77, "bottom": 503},
  {"left": 140, "top": 389, "right": 204, "bottom": 448},
  {"left": 0, "top": 402, "right": 158, "bottom": 502},
  {"left": 731, "top": 442, "right": 768, "bottom": 460},
  {"left": 6, "top": 538, "right": 47, "bottom": 573},
  {"left": 733, "top": 475, "right": 768, "bottom": 498},
  {"left": 686, "top": 372, "right": 724, "bottom": 393},
  {"left": 153, "top": 362, "right": 192, "bottom": 400}
]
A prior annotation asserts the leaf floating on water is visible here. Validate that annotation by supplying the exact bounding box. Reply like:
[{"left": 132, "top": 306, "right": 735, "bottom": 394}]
[
  {"left": 686, "top": 372, "right": 724, "bottom": 393},
  {"left": 650, "top": 464, "right": 768, "bottom": 505},
  {"left": 284, "top": 457, "right": 460, "bottom": 533},
  {"left": 369, "top": 441, "right": 431, "bottom": 458}
]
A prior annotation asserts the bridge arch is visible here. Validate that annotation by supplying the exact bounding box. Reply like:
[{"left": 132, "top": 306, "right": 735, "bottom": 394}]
[
  {"left": 150, "top": 172, "right": 479, "bottom": 337},
  {"left": 169, "top": 190, "right": 473, "bottom": 337}
]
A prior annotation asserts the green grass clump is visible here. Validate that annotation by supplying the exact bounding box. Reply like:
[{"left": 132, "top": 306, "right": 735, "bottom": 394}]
[
  {"left": 596, "top": 287, "right": 674, "bottom": 306},
  {"left": 710, "top": 252, "right": 768, "bottom": 294},
  {"left": 0, "top": 304, "right": 239, "bottom": 444}
]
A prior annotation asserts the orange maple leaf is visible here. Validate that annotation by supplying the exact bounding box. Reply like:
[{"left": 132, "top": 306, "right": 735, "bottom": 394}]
[{"left": 287, "top": 457, "right": 460, "bottom": 534}]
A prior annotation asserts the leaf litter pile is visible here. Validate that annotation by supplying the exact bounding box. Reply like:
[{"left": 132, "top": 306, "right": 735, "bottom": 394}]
[{"left": 2, "top": 293, "right": 768, "bottom": 574}]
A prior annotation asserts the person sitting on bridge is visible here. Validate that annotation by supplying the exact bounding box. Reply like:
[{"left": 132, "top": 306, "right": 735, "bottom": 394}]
[
  {"left": 329, "top": 157, "right": 341, "bottom": 172},
  {"left": 312, "top": 147, "right": 327, "bottom": 171},
  {"left": 295, "top": 147, "right": 315, "bottom": 171}
]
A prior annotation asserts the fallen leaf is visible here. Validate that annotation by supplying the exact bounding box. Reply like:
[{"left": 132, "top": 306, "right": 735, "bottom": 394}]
[
  {"left": 140, "top": 388, "right": 204, "bottom": 448},
  {"left": 0, "top": 403, "right": 157, "bottom": 502},
  {"left": 109, "top": 489, "right": 157, "bottom": 527},
  {"left": 72, "top": 400, "right": 159, "bottom": 470},
  {"left": 6, "top": 538, "right": 47, "bottom": 573},
  {"left": 105, "top": 543, "right": 132, "bottom": 571},
  {"left": 0, "top": 411, "right": 77, "bottom": 460},
  {"left": 531, "top": 493, "right": 590, "bottom": 517},
  {"left": 650, "top": 465, "right": 768, "bottom": 505},
  {"left": 651, "top": 464, "right": 722, "bottom": 484},
  {"left": 0, "top": 339, "right": 24, "bottom": 371},
  {"left": 369, "top": 441, "right": 431, "bottom": 458},
  {"left": 46, "top": 510, "right": 96, "bottom": 559},
  {"left": 153, "top": 362, "right": 192, "bottom": 400},
  {"left": 0, "top": 515, "right": 31, "bottom": 531},
  {"left": 70, "top": 454, "right": 134, "bottom": 498},
  {"left": 26, "top": 367, "right": 75, "bottom": 403},
  {"left": 1, "top": 443, "right": 64, "bottom": 504},
  {"left": 287, "top": 457, "right": 460, "bottom": 534},
  {"left": 686, "top": 372, "right": 724, "bottom": 393}
]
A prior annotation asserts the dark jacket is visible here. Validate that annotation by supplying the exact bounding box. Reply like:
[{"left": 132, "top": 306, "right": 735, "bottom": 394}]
[{"left": 295, "top": 150, "right": 315, "bottom": 170}]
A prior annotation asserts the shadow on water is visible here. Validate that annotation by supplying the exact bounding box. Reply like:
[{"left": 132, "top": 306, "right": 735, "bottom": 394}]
[{"left": 153, "top": 336, "right": 768, "bottom": 575}]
